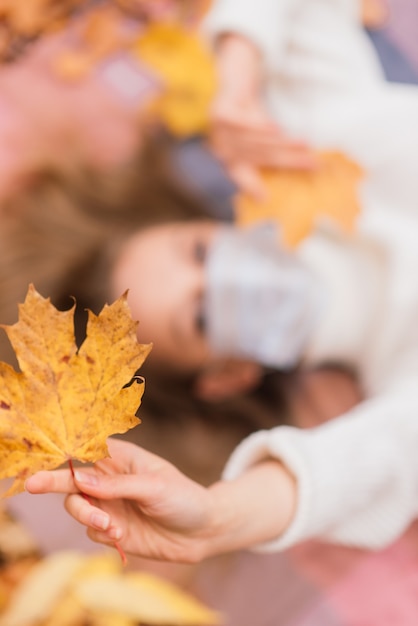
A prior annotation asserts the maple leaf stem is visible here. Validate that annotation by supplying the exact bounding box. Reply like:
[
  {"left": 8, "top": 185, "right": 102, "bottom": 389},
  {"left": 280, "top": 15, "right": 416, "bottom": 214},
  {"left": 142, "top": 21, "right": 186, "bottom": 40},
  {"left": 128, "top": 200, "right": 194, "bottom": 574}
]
[{"left": 67, "top": 458, "right": 127, "bottom": 566}]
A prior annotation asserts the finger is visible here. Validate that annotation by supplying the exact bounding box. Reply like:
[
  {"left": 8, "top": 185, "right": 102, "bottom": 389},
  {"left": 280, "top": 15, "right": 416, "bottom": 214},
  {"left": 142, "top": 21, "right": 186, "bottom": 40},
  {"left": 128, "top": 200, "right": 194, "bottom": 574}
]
[
  {"left": 229, "top": 145, "right": 318, "bottom": 170},
  {"left": 25, "top": 469, "right": 78, "bottom": 494},
  {"left": 212, "top": 133, "right": 317, "bottom": 169},
  {"left": 230, "top": 163, "right": 267, "bottom": 200},
  {"left": 105, "top": 437, "right": 169, "bottom": 474},
  {"left": 210, "top": 126, "right": 286, "bottom": 156},
  {"left": 87, "top": 525, "right": 123, "bottom": 545},
  {"left": 105, "top": 436, "right": 144, "bottom": 461},
  {"left": 64, "top": 493, "right": 112, "bottom": 533},
  {"left": 245, "top": 136, "right": 315, "bottom": 154},
  {"left": 212, "top": 111, "right": 283, "bottom": 133},
  {"left": 105, "top": 437, "right": 167, "bottom": 471},
  {"left": 73, "top": 469, "right": 161, "bottom": 505},
  {"left": 261, "top": 146, "right": 319, "bottom": 170},
  {"left": 215, "top": 124, "right": 284, "bottom": 143}
]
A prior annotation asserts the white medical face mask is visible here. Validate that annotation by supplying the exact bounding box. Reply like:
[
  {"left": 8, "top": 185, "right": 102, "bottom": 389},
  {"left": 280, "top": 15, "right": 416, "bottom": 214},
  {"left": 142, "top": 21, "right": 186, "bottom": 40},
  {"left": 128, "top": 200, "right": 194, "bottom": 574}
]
[{"left": 204, "top": 223, "right": 323, "bottom": 369}]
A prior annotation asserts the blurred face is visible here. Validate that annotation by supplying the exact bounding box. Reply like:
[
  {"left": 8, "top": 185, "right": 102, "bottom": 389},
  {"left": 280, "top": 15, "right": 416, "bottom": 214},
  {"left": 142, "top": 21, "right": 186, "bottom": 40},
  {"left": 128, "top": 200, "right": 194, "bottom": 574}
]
[{"left": 110, "top": 220, "right": 220, "bottom": 374}]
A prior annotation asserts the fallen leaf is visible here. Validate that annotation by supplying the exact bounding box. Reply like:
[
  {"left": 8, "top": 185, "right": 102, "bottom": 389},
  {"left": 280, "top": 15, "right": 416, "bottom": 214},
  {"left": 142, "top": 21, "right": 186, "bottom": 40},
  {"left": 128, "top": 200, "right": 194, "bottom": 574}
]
[
  {"left": 127, "top": 571, "right": 222, "bottom": 624},
  {"left": 0, "top": 0, "right": 84, "bottom": 37},
  {"left": 53, "top": 5, "right": 135, "bottom": 80},
  {"left": 79, "top": 570, "right": 222, "bottom": 624},
  {"left": 1, "top": 550, "right": 221, "bottom": 626},
  {"left": 0, "top": 550, "right": 84, "bottom": 626},
  {"left": 0, "top": 557, "right": 39, "bottom": 615},
  {"left": 234, "top": 151, "right": 364, "bottom": 247},
  {"left": 41, "top": 590, "right": 87, "bottom": 626},
  {"left": 76, "top": 551, "right": 121, "bottom": 580},
  {"left": 86, "top": 611, "right": 133, "bottom": 626},
  {"left": 82, "top": 6, "right": 129, "bottom": 56},
  {"left": 0, "top": 284, "right": 151, "bottom": 496},
  {"left": 134, "top": 22, "right": 217, "bottom": 136},
  {"left": 115, "top": 0, "right": 211, "bottom": 26},
  {"left": 0, "top": 506, "right": 38, "bottom": 561}
]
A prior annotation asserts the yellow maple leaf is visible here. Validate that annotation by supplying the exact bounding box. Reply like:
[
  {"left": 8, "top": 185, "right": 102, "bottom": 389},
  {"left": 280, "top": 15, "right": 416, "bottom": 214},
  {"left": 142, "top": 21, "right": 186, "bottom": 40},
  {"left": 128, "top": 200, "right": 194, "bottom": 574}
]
[
  {"left": 0, "top": 285, "right": 151, "bottom": 497},
  {"left": 134, "top": 22, "right": 217, "bottom": 137},
  {"left": 234, "top": 151, "right": 364, "bottom": 248}
]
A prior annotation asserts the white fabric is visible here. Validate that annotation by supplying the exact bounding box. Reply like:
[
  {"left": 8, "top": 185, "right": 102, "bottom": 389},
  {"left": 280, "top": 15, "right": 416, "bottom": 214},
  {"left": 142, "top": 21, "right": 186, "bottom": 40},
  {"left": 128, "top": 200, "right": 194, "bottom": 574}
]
[
  {"left": 204, "top": 0, "right": 418, "bottom": 209},
  {"left": 225, "top": 213, "right": 418, "bottom": 551},
  {"left": 204, "top": 0, "right": 418, "bottom": 551}
]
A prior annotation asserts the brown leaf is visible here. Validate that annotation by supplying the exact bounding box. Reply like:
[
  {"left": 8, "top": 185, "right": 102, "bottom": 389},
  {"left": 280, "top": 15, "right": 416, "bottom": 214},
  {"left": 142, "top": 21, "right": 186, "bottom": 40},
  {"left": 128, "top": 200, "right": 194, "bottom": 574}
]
[{"left": 0, "top": 285, "right": 151, "bottom": 496}]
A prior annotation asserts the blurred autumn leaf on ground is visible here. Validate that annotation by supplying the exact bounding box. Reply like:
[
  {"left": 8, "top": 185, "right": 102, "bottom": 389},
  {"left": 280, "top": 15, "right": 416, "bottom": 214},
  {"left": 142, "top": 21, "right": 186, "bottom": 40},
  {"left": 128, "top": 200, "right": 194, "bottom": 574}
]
[
  {"left": 0, "top": 549, "right": 222, "bottom": 626},
  {"left": 0, "top": 509, "right": 222, "bottom": 626},
  {"left": 0, "top": 0, "right": 217, "bottom": 138},
  {"left": 0, "top": 0, "right": 210, "bottom": 60},
  {"left": 133, "top": 22, "right": 217, "bottom": 137},
  {"left": 0, "top": 285, "right": 151, "bottom": 497}
]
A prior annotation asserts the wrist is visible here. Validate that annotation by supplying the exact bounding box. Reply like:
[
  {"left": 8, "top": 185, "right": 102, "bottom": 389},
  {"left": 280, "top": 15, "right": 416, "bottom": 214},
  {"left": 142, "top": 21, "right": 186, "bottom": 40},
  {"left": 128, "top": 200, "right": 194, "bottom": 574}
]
[
  {"left": 202, "top": 460, "right": 297, "bottom": 558},
  {"left": 214, "top": 33, "right": 262, "bottom": 102}
]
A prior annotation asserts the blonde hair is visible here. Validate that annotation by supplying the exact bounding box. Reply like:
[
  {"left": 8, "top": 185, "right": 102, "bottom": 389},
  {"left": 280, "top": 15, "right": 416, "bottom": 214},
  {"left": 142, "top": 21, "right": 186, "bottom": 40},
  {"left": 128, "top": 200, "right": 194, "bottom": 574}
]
[{"left": 0, "top": 130, "right": 213, "bottom": 364}]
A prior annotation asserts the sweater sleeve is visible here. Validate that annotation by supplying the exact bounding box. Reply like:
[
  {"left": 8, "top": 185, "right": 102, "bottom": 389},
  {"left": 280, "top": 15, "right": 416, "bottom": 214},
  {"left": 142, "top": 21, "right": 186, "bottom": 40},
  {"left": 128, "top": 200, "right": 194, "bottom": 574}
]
[
  {"left": 202, "top": 0, "right": 296, "bottom": 72},
  {"left": 222, "top": 378, "right": 418, "bottom": 551},
  {"left": 202, "top": 0, "right": 363, "bottom": 74}
]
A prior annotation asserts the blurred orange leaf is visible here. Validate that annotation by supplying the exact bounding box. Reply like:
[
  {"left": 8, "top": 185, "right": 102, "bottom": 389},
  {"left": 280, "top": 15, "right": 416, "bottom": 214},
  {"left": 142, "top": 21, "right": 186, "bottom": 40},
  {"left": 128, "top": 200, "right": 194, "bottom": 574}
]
[
  {"left": 134, "top": 22, "right": 217, "bottom": 137},
  {"left": 115, "top": 0, "right": 212, "bottom": 24},
  {"left": 0, "top": 0, "right": 84, "bottom": 38},
  {"left": 0, "top": 550, "right": 222, "bottom": 626},
  {"left": 235, "top": 151, "right": 364, "bottom": 248},
  {"left": 0, "top": 285, "right": 151, "bottom": 497},
  {"left": 54, "top": 6, "right": 135, "bottom": 80}
]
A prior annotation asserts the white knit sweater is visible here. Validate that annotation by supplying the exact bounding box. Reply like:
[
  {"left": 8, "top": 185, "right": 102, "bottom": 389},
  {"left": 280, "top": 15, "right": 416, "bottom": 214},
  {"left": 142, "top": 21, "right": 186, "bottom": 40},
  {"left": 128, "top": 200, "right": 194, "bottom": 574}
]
[{"left": 204, "top": 0, "right": 418, "bottom": 551}]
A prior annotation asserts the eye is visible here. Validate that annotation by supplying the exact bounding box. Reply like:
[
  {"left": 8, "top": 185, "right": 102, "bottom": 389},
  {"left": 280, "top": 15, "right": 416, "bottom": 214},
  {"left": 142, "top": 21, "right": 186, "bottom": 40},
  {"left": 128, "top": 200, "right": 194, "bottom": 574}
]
[
  {"left": 195, "top": 302, "right": 206, "bottom": 335},
  {"left": 194, "top": 240, "right": 207, "bottom": 264}
]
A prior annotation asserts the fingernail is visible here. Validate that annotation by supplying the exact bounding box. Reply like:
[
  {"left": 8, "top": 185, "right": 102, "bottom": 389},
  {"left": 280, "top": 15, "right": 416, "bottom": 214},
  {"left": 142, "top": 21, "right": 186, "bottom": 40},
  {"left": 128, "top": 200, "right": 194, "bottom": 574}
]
[
  {"left": 91, "top": 512, "right": 110, "bottom": 530},
  {"left": 108, "top": 526, "right": 123, "bottom": 541},
  {"left": 74, "top": 471, "right": 98, "bottom": 486}
]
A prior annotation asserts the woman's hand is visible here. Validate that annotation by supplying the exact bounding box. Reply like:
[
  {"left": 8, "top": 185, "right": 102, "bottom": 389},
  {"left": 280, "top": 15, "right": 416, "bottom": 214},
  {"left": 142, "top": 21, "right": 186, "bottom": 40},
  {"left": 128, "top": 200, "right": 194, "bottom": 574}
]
[
  {"left": 209, "top": 34, "right": 317, "bottom": 198},
  {"left": 26, "top": 438, "right": 217, "bottom": 563},
  {"left": 25, "top": 437, "right": 297, "bottom": 563}
]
